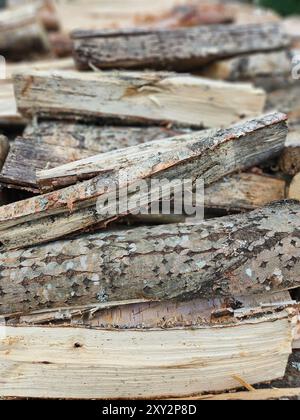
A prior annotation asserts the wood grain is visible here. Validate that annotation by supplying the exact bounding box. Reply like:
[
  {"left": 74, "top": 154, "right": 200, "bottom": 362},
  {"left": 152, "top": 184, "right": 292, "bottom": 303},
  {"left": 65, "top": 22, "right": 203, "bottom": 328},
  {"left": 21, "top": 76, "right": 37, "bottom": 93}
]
[
  {"left": 0, "top": 310, "right": 293, "bottom": 399},
  {"left": 13, "top": 69, "right": 266, "bottom": 128}
]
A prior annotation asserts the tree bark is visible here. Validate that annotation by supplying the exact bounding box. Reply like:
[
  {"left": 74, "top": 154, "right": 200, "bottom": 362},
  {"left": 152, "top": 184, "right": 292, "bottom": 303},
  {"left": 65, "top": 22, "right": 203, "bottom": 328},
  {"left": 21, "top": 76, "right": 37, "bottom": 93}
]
[
  {"left": 13, "top": 69, "right": 266, "bottom": 128},
  {"left": 71, "top": 23, "right": 290, "bottom": 71},
  {"left": 0, "top": 113, "right": 288, "bottom": 250},
  {"left": 0, "top": 201, "right": 299, "bottom": 315},
  {"left": 0, "top": 123, "right": 186, "bottom": 192}
]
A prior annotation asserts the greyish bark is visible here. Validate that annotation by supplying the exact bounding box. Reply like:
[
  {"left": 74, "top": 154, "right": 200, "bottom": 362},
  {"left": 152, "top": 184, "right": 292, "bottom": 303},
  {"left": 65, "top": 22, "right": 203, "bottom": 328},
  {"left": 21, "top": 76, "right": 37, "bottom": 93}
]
[
  {"left": 0, "top": 123, "right": 187, "bottom": 192},
  {"left": 0, "top": 113, "right": 288, "bottom": 250},
  {"left": 0, "top": 201, "right": 299, "bottom": 315},
  {"left": 72, "top": 23, "right": 290, "bottom": 71}
]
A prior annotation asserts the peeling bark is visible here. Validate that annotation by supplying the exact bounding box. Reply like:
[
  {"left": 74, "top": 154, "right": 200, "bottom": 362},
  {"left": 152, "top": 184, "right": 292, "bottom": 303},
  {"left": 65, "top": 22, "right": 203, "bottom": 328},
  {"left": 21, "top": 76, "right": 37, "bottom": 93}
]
[
  {"left": 0, "top": 113, "right": 288, "bottom": 250},
  {"left": 0, "top": 123, "right": 187, "bottom": 192},
  {"left": 0, "top": 201, "right": 299, "bottom": 315}
]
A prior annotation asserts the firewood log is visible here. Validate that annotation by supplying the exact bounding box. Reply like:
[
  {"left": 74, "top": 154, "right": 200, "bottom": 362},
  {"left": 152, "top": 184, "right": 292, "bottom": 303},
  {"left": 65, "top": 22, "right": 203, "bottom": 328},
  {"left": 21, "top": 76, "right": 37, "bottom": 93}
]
[
  {"left": 0, "top": 113, "right": 287, "bottom": 250},
  {"left": 0, "top": 309, "right": 294, "bottom": 399},
  {"left": 0, "top": 124, "right": 188, "bottom": 192},
  {"left": 13, "top": 69, "right": 266, "bottom": 128},
  {"left": 0, "top": 201, "right": 299, "bottom": 314},
  {"left": 71, "top": 23, "right": 290, "bottom": 71}
]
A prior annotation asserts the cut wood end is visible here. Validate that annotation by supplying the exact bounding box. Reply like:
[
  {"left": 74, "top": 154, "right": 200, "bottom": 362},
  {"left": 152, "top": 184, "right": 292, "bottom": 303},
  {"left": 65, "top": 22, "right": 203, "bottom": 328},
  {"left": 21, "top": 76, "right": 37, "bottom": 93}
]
[{"left": 289, "top": 173, "right": 300, "bottom": 201}]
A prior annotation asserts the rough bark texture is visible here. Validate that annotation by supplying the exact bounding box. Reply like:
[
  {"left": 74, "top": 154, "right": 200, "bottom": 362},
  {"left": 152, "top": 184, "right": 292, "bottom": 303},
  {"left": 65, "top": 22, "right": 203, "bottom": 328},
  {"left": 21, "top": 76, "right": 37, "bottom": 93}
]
[
  {"left": 13, "top": 69, "right": 266, "bottom": 128},
  {"left": 279, "top": 129, "right": 300, "bottom": 176},
  {"left": 37, "top": 112, "right": 287, "bottom": 191},
  {"left": 0, "top": 201, "right": 299, "bottom": 315},
  {"left": 0, "top": 2, "right": 50, "bottom": 58},
  {"left": 200, "top": 50, "right": 293, "bottom": 91},
  {"left": 0, "top": 123, "right": 187, "bottom": 192},
  {"left": 72, "top": 23, "right": 290, "bottom": 71},
  {"left": 0, "top": 113, "right": 288, "bottom": 250}
]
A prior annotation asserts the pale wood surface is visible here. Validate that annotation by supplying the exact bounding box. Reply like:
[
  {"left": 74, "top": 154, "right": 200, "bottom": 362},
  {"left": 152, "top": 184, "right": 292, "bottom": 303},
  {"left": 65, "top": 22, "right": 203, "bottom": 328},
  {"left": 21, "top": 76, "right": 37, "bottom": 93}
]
[
  {"left": 0, "top": 2, "right": 49, "bottom": 58},
  {"left": 288, "top": 173, "right": 300, "bottom": 201},
  {"left": 13, "top": 69, "right": 266, "bottom": 128},
  {"left": 0, "top": 311, "right": 293, "bottom": 399},
  {"left": 181, "top": 388, "right": 300, "bottom": 401}
]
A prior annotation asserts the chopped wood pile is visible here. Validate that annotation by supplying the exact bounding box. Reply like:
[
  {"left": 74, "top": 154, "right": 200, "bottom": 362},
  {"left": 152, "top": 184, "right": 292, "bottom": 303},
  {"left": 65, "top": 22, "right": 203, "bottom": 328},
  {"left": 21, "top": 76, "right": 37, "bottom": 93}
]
[{"left": 0, "top": 0, "right": 299, "bottom": 400}]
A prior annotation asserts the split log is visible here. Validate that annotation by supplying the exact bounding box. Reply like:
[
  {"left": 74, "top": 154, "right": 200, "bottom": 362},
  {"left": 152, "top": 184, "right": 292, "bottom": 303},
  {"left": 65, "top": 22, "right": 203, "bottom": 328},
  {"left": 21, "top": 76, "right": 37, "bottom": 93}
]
[
  {"left": 0, "top": 113, "right": 288, "bottom": 249},
  {"left": 0, "top": 310, "right": 293, "bottom": 399},
  {"left": 71, "top": 23, "right": 290, "bottom": 71},
  {"left": 0, "top": 2, "right": 50, "bottom": 58},
  {"left": 200, "top": 51, "right": 293, "bottom": 91},
  {"left": 205, "top": 173, "right": 286, "bottom": 212},
  {"left": 0, "top": 124, "right": 286, "bottom": 207},
  {"left": 13, "top": 70, "right": 266, "bottom": 128},
  {"left": 0, "top": 201, "right": 299, "bottom": 314},
  {"left": 0, "top": 124, "right": 187, "bottom": 192},
  {"left": 185, "top": 388, "right": 300, "bottom": 401},
  {"left": 279, "top": 129, "right": 300, "bottom": 176},
  {"left": 37, "top": 112, "right": 287, "bottom": 191},
  {"left": 288, "top": 173, "right": 300, "bottom": 201},
  {"left": 0, "top": 135, "right": 9, "bottom": 170}
]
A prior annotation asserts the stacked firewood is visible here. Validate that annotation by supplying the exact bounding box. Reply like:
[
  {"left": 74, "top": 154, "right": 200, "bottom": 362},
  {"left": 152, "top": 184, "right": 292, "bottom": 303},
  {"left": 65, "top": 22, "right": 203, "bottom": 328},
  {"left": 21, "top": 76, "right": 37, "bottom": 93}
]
[{"left": 0, "top": 0, "right": 299, "bottom": 400}]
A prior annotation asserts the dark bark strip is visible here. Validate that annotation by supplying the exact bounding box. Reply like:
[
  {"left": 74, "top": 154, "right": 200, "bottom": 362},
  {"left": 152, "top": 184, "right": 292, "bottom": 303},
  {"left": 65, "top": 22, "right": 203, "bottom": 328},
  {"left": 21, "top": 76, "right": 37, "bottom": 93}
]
[{"left": 72, "top": 23, "right": 290, "bottom": 71}]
